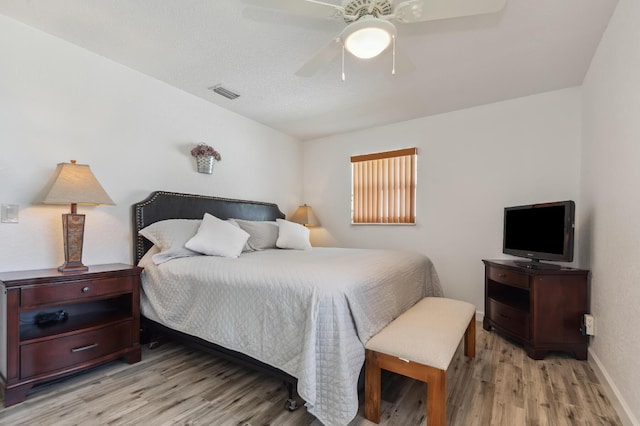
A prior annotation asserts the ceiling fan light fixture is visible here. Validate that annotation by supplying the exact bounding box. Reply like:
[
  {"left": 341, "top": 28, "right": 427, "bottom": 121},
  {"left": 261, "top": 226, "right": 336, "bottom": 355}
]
[{"left": 342, "top": 17, "right": 397, "bottom": 59}]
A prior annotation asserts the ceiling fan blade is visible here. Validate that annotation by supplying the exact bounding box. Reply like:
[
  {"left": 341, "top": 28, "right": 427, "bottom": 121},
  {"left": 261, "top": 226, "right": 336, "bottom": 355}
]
[
  {"left": 242, "top": 0, "right": 345, "bottom": 20},
  {"left": 295, "top": 37, "right": 343, "bottom": 77},
  {"left": 394, "top": 0, "right": 506, "bottom": 23}
]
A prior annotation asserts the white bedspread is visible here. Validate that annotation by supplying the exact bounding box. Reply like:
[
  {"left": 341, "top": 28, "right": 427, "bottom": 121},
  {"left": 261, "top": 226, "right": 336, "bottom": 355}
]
[{"left": 139, "top": 247, "right": 443, "bottom": 426}]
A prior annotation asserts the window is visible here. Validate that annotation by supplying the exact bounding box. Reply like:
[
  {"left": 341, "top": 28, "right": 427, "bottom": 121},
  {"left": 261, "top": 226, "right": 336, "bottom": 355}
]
[{"left": 350, "top": 148, "right": 417, "bottom": 224}]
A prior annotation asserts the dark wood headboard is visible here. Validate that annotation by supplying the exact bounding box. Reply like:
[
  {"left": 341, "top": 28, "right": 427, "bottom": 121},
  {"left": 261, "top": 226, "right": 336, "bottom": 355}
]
[{"left": 132, "top": 191, "right": 285, "bottom": 264}]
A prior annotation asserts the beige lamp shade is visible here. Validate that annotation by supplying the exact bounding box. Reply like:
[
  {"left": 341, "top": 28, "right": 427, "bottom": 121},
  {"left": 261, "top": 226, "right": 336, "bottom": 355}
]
[
  {"left": 38, "top": 161, "right": 115, "bottom": 206},
  {"left": 290, "top": 204, "right": 320, "bottom": 227},
  {"left": 37, "top": 161, "right": 114, "bottom": 273}
]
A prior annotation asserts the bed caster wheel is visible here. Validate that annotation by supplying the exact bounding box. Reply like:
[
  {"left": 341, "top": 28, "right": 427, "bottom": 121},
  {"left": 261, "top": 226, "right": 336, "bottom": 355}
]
[{"left": 285, "top": 398, "right": 299, "bottom": 411}]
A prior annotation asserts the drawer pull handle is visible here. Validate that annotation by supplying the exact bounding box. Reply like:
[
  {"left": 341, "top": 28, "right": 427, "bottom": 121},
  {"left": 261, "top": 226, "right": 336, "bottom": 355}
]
[
  {"left": 71, "top": 343, "right": 98, "bottom": 353},
  {"left": 82, "top": 287, "right": 90, "bottom": 293},
  {"left": 498, "top": 273, "right": 507, "bottom": 278}
]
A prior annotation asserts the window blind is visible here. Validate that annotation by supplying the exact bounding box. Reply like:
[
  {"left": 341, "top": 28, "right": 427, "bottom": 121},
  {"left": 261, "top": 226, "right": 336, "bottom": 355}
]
[{"left": 350, "top": 148, "right": 417, "bottom": 224}]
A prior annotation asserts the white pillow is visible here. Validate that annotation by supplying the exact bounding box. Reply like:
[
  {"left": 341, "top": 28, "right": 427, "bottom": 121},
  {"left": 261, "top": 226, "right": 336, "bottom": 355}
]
[
  {"left": 138, "top": 219, "right": 202, "bottom": 264},
  {"left": 186, "top": 213, "right": 250, "bottom": 258},
  {"left": 232, "top": 219, "right": 279, "bottom": 251},
  {"left": 276, "top": 218, "right": 311, "bottom": 250}
]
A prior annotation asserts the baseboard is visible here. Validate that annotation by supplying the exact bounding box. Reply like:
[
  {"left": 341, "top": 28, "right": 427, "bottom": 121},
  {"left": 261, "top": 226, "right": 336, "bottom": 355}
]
[
  {"left": 476, "top": 310, "right": 484, "bottom": 322},
  {"left": 588, "top": 347, "right": 639, "bottom": 426}
]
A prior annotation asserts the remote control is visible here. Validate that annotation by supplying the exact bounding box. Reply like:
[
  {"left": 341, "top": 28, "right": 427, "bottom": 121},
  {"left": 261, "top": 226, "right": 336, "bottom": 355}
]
[{"left": 35, "top": 310, "right": 69, "bottom": 326}]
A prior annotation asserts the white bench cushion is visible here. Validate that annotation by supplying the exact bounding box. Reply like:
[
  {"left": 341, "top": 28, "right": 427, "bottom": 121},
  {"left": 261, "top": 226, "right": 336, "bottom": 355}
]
[{"left": 365, "top": 297, "right": 476, "bottom": 371}]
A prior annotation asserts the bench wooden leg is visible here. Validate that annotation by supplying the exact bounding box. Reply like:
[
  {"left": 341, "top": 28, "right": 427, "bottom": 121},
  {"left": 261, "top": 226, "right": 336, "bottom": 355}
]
[
  {"left": 365, "top": 349, "right": 382, "bottom": 423},
  {"left": 426, "top": 368, "right": 447, "bottom": 426},
  {"left": 366, "top": 350, "right": 449, "bottom": 425},
  {"left": 464, "top": 317, "right": 476, "bottom": 359}
]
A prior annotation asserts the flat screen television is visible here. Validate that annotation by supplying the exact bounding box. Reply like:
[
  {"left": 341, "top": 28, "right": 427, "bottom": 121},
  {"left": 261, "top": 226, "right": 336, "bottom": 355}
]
[{"left": 503, "top": 200, "right": 575, "bottom": 269}]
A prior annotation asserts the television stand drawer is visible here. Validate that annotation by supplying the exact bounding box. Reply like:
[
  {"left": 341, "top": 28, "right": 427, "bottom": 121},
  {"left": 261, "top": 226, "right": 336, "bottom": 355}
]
[
  {"left": 487, "top": 266, "right": 528, "bottom": 289},
  {"left": 487, "top": 298, "right": 529, "bottom": 339}
]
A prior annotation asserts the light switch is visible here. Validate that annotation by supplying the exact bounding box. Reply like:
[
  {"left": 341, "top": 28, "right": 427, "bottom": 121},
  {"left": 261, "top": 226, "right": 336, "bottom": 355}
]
[{"left": 1, "top": 204, "right": 19, "bottom": 223}]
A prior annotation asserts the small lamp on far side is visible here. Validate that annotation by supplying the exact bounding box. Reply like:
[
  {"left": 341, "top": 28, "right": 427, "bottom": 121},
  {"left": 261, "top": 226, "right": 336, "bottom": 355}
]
[
  {"left": 289, "top": 204, "right": 320, "bottom": 227},
  {"left": 37, "top": 160, "right": 115, "bottom": 273}
]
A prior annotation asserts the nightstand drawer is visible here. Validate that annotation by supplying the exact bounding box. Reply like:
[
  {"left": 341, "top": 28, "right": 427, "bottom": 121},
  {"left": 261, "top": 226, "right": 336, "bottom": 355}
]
[
  {"left": 20, "top": 321, "right": 132, "bottom": 378},
  {"left": 487, "top": 267, "right": 529, "bottom": 289},
  {"left": 21, "top": 276, "right": 135, "bottom": 309}
]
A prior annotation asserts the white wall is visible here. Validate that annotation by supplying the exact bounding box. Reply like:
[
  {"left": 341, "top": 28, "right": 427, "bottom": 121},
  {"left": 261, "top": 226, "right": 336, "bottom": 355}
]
[
  {"left": 580, "top": 0, "right": 640, "bottom": 423},
  {"left": 303, "top": 88, "right": 583, "bottom": 310},
  {"left": 0, "top": 15, "right": 302, "bottom": 272}
]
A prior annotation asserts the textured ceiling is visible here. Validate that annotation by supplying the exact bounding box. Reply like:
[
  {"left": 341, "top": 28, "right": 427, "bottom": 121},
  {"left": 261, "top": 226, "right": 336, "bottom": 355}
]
[{"left": 0, "top": 0, "right": 618, "bottom": 140}]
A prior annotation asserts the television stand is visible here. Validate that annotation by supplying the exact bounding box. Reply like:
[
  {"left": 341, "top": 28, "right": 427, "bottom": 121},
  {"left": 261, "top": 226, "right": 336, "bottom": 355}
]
[
  {"left": 514, "top": 259, "right": 562, "bottom": 270},
  {"left": 483, "top": 259, "right": 589, "bottom": 360}
]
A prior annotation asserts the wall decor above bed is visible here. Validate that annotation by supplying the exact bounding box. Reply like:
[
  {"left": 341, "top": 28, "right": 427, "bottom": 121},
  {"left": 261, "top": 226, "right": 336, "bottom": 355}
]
[{"left": 190, "top": 143, "right": 221, "bottom": 174}]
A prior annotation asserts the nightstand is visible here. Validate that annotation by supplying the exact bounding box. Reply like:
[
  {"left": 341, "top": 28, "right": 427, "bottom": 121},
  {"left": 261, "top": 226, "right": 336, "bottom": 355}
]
[{"left": 0, "top": 263, "right": 142, "bottom": 406}]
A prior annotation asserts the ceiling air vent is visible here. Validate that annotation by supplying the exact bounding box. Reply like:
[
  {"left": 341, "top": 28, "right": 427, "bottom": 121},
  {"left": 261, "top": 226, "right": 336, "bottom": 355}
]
[{"left": 209, "top": 85, "right": 240, "bottom": 100}]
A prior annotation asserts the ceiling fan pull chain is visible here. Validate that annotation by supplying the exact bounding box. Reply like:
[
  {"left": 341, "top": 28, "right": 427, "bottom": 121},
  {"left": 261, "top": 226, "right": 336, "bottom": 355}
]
[
  {"left": 342, "top": 44, "right": 346, "bottom": 82},
  {"left": 392, "top": 35, "right": 396, "bottom": 76}
]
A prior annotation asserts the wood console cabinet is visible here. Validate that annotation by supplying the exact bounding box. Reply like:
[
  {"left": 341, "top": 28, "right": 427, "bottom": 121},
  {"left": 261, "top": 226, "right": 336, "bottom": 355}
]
[
  {"left": 482, "top": 260, "right": 589, "bottom": 360},
  {"left": 0, "top": 264, "right": 142, "bottom": 406}
]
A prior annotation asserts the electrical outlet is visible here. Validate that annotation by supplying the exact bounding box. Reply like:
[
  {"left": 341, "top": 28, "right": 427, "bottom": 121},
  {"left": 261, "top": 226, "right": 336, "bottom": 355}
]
[
  {"left": 1, "top": 204, "right": 19, "bottom": 223},
  {"left": 584, "top": 314, "right": 595, "bottom": 335}
]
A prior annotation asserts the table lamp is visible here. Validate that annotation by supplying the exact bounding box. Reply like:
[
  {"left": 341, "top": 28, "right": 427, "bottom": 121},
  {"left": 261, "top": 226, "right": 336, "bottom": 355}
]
[
  {"left": 289, "top": 204, "right": 320, "bottom": 227},
  {"left": 38, "top": 160, "right": 115, "bottom": 272}
]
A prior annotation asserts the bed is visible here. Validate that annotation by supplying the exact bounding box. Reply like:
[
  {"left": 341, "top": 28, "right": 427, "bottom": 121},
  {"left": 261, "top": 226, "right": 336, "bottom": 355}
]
[{"left": 132, "top": 191, "right": 443, "bottom": 426}]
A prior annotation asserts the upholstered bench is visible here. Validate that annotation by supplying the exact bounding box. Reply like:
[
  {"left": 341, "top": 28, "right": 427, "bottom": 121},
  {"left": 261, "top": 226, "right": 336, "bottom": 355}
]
[{"left": 364, "top": 297, "right": 476, "bottom": 426}]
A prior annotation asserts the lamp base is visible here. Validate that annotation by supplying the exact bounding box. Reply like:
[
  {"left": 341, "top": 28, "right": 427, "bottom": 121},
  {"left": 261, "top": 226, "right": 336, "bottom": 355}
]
[
  {"left": 58, "top": 263, "right": 89, "bottom": 273},
  {"left": 59, "top": 213, "right": 88, "bottom": 273}
]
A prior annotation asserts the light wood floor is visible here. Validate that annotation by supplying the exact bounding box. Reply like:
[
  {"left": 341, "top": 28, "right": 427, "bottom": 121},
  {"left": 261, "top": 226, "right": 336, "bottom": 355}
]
[{"left": 0, "top": 324, "right": 621, "bottom": 425}]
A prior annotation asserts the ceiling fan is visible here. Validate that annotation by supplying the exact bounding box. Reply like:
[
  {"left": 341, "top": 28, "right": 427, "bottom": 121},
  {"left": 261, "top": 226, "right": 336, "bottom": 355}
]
[{"left": 245, "top": 0, "right": 507, "bottom": 78}]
